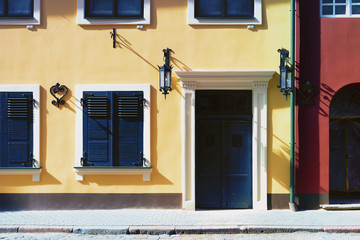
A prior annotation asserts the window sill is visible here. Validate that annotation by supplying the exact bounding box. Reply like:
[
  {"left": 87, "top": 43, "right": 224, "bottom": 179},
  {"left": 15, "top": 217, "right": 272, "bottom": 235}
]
[
  {"left": 74, "top": 166, "right": 152, "bottom": 181},
  {"left": 0, "top": 167, "right": 41, "bottom": 181}
]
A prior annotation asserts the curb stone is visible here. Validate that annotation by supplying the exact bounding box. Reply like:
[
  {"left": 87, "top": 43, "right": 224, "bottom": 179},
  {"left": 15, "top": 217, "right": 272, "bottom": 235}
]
[
  {"left": 18, "top": 226, "right": 73, "bottom": 233},
  {"left": 1, "top": 225, "right": 360, "bottom": 235},
  {"left": 129, "top": 226, "right": 176, "bottom": 235},
  {"left": 323, "top": 227, "right": 360, "bottom": 233},
  {"left": 0, "top": 226, "right": 18, "bottom": 233},
  {"left": 174, "top": 226, "right": 241, "bottom": 234},
  {"left": 242, "top": 226, "right": 324, "bottom": 234},
  {"left": 73, "top": 226, "right": 129, "bottom": 235}
]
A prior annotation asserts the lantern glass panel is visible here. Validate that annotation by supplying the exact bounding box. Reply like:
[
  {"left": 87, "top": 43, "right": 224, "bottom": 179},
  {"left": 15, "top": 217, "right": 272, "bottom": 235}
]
[
  {"left": 159, "top": 67, "right": 165, "bottom": 89},
  {"left": 287, "top": 69, "right": 292, "bottom": 90},
  {"left": 165, "top": 70, "right": 171, "bottom": 88},
  {"left": 280, "top": 67, "right": 287, "bottom": 90}
]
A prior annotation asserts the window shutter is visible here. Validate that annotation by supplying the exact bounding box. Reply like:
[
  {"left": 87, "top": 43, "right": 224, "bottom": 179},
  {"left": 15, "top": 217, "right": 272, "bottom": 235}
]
[
  {"left": 0, "top": 92, "right": 33, "bottom": 167},
  {"left": 83, "top": 92, "right": 113, "bottom": 166},
  {"left": 114, "top": 91, "right": 143, "bottom": 166}
]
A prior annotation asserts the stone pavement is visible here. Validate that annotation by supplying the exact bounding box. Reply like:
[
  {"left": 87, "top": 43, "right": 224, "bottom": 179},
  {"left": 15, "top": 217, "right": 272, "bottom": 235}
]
[{"left": 0, "top": 209, "right": 359, "bottom": 235}]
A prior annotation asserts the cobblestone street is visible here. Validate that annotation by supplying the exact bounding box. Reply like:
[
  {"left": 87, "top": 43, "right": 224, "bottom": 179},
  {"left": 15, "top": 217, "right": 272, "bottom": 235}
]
[{"left": 1, "top": 233, "right": 360, "bottom": 240}]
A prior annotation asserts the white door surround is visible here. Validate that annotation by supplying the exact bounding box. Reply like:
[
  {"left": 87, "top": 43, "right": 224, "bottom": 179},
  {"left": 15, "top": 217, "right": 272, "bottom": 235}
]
[{"left": 175, "top": 70, "right": 274, "bottom": 211}]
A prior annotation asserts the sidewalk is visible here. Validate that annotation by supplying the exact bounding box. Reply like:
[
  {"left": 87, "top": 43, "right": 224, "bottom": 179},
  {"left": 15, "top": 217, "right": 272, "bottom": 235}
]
[{"left": 0, "top": 209, "right": 359, "bottom": 235}]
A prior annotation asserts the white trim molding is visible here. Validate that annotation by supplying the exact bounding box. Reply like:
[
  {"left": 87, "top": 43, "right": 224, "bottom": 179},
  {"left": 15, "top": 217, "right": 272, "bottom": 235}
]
[
  {"left": 0, "top": 168, "right": 41, "bottom": 181},
  {"left": 0, "top": 0, "right": 40, "bottom": 25},
  {"left": 75, "top": 84, "right": 151, "bottom": 181},
  {"left": 77, "top": 0, "right": 151, "bottom": 25},
  {"left": 175, "top": 70, "right": 274, "bottom": 211},
  {"left": 0, "top": 85, "right": 41, "bottom": 182},
  {"left": 74, "top": 167, "right": 152, "bottom": 181},
  {"left": 187, "top": 0, "right": 262, "bottom": 25}
]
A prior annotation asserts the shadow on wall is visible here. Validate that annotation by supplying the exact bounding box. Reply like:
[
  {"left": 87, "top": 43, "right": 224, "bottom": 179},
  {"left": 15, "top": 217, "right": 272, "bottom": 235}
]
[{"left": 267, "top": 73, "right": 291, "bottom": 193}]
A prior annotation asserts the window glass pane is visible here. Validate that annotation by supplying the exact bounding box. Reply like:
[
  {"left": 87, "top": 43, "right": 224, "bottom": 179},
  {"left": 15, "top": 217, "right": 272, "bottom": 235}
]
[
  {"left": 322, "top": 0, "right": 333, "bottom": 3},
  {"left": 335, "top": 0, "right": 345, "bottom": 3},
  {"left": 352, "top": 5, "right": 360, "bottom": 14},
  {"left": 88, "top": 0, "right": 113, "bottom": 16},
  {"left": 0, "top": 0, "right": 4, "bottom": 16},
  {"left": 226, "top": 0, "right": 253, "bottom": 17},
  {"left": 8, "top": 0, "right": 32, "bottom": 17},
  {"left": 335, "top": 5, "right": 346, "bottom": 14},
  {"left": 353, "top": 0, "right": 360, "bottom": 3},
  {"left": 197, "top": 0, "right": 223, "bottom": 17},
  {"left": 117, "top": 0, "right": 142, "bottom": 17},
  {"left": 323, "top": 6, "right": 333, "bottom": 14}
]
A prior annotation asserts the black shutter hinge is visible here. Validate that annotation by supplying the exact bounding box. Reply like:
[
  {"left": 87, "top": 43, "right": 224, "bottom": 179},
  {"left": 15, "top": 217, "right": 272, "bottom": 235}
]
[
  {"left": 80, "top": 98, "right": 85, "bottom": 107},
  {"left": 22, "top": 152, "right": 35, "bottom": 167},
  {"left": 81, "top": 152, "right": 93, "bottom": 166},
  {"left": 133, "top": 152, "right": 144, "bottom": 166}
]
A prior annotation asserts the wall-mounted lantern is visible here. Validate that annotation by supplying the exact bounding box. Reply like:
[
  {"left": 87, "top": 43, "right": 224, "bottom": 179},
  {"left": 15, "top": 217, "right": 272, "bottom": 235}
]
[
  {"left": 50, "top": 83, "right": 68, "bottom": 107},
  {"left": 158, "top": 48, "right": 173, "bottom": 99},
  {"left": 278, "top": 48, "right": 294, "bottom": 99}
]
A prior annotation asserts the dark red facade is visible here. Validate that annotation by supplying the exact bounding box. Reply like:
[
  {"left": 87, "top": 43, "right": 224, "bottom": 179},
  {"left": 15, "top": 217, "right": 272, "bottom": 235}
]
[{"left": 297, "top": 0, "right": 360, "bottom": 208}]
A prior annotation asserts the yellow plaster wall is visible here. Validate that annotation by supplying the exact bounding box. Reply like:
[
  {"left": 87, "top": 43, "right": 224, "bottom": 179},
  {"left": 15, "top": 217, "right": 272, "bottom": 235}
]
[{"left": 0, "top": 0, "right": 290, "bottom": 194}]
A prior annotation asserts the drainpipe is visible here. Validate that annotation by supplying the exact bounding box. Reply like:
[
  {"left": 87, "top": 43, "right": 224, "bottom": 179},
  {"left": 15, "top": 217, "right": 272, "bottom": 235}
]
[{"left": 289, "top": 0, "right": 297, "bottom": 212}]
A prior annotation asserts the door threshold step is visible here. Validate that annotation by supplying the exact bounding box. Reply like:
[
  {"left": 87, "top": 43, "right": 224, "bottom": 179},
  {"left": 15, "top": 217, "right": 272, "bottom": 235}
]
[{"left": 320, "top": 204, "right": 360, "bottom": 210}]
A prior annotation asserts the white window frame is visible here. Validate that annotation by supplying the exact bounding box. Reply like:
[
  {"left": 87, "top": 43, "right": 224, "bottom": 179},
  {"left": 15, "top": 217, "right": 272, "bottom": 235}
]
[
  {"left": 0, "top": 0, "right": 40, "bottom": 25},
  {"left": 75, "top": 84, "right": 151, "bottom": 181},
  {"left": 321, "top": 0, "right": 360, "bottom": 18},
  {"left": 0, "top": 85, "right": 41, "bottom": 181},
  {"left": 188, "top": 0, "right": 262, "bottom": 25},
  {"left": 77, "top": 0, "right": 151, "bottom": 25}
]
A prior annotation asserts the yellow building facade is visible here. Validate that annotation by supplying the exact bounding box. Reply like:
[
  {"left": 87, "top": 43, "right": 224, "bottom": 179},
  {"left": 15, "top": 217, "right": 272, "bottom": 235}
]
[{"left": 0, "top": 0, "right": 290, "bottom": 210}]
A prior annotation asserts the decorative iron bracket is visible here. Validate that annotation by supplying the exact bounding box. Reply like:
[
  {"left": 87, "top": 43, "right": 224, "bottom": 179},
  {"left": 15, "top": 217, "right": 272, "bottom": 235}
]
[
  {"left": 299, "top": 81, "right": 317, "bottom": 105},
  {"left": 50, "top": 83, "right": 68, "bottom": 107}
]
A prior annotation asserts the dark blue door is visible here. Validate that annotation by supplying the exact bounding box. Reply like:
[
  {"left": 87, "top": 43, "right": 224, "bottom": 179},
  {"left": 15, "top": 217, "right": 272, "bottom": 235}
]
[{"left": 195, "top": 90, "right": 252, "bottom": 209}]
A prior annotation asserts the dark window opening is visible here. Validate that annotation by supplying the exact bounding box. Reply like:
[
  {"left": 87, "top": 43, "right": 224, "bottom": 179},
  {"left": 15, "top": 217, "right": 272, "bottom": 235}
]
[
  {"left": 195, "top": 0, "right": 254, "bottom": 19},
  {"left": 0, "top": 0, "right": 33, "bottom": 18},
  {"left": 85, "top": 0, "right": 144, "bottom": 19}
]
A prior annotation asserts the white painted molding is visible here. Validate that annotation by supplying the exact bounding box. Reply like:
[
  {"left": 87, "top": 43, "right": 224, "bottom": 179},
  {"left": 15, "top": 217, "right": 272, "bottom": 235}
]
[
  {"left": 74, "top": 168, "right": 152, "bottom": 181},
  {"left": 0, "top": 0, "right": 40, "bottom": 25},
  {"left": 187, "top": 0, "right": 262, "bottom": 25},
  {"left": 77, "top": 0, "right": 150, "bottom": 25},
  {"left": 176, "top": 70, "right": 274, "bottom": 211},
  {"left": 0, "top": 168, "right": 41, "bottom": 181}
]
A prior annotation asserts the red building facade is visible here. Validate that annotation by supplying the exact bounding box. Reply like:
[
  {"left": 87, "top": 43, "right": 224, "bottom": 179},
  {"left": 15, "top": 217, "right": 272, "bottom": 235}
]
[{"left": 297, "top": 0, "right": 360, "bottom": 209}]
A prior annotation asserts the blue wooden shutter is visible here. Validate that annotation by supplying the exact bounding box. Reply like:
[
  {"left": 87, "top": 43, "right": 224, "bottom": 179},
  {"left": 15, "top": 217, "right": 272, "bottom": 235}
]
[
  {"left": 0, "top": 92, "right": 33, "bottom": 167},
  {"left": 114, "top": 91, "right": 143, "bottom": 166},
  {"left": 83, "top": 92, "right": 113, "bottom": 166}
]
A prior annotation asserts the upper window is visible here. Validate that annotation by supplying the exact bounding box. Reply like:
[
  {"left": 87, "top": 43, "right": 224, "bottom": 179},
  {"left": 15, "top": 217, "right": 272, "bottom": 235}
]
[
  {"left": 188, "top": 0, "right": 261, "bottom": 25},
  {"left": 85, "top": 0, "right": 143, "bottom": 18},
  {"left": 77, "top": 0, "right": 150, "bottom": 25},
  {"left": 0, "top": 0, "right": 33, "bottom": 17},
  {"left": 321, "top": 0, "right": 360, "bottom": 17},
  {"left": 195, "top": 0, "right": 253, "bottom": 18},
  {"left": 0, "top": 0, "right": 40, "bottom": 25}
]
